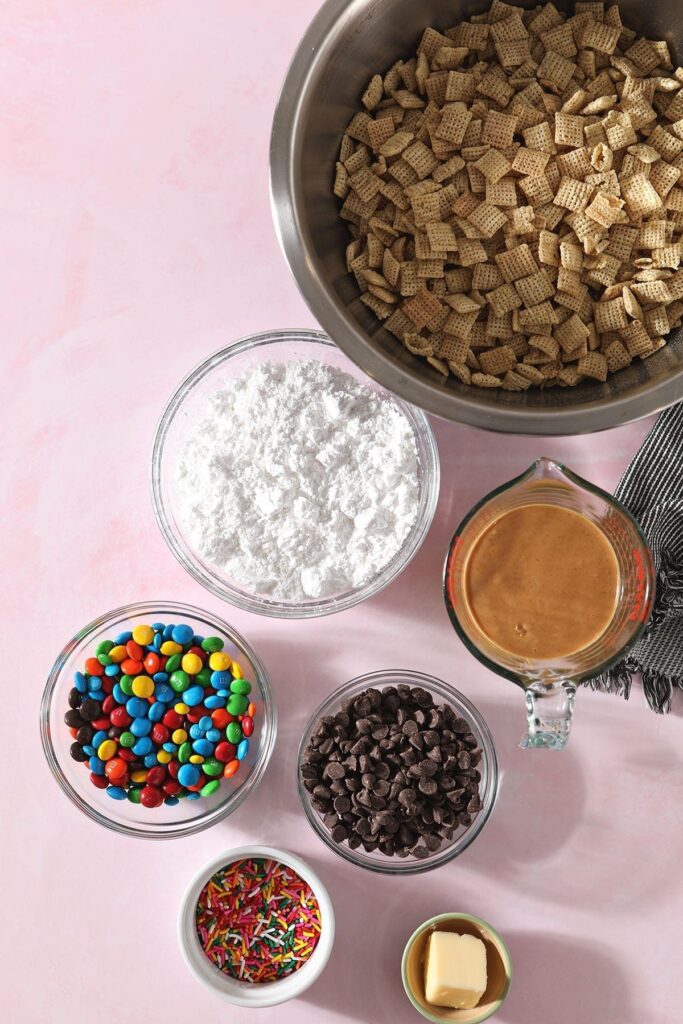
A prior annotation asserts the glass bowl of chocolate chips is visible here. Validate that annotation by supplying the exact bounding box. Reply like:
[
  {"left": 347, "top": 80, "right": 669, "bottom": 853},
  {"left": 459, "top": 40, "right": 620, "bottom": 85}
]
[{"left": 297, "top": 671, "right": 498, "bottom": 874}]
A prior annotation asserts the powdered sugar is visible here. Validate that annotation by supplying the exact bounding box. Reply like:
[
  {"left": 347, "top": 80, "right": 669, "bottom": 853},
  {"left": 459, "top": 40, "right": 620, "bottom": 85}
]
[{"left": 175, "top": 359, "right": 420, "bottom": 602}]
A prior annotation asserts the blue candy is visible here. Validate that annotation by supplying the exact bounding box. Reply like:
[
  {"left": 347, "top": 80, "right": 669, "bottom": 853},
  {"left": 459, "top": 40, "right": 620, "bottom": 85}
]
[
  {"left": 192, "top": 635, "right": 204, "bottom": 645},
  {"left": 183, "top": 685, "right": 204, "bottom": 707},
  {"left": 107, "top": 786, "right": 127, "bottom": 800},
  {"left": 143, "top": 753, "right": 159, "bottom": 768},
  {"left": 148, "top": 702, "right": 165, "bottom": 723},
  {"left": 172, "top": 624, "right": 194, "bottom": 645},
  {"left": 74, "top": 672, "right": 87, "bottom": 693},
  {"left": 131, "top": 717, "right": 152, "bottom": 737},
  {"left": 112, "top": 683, "right": 127, "bottom": 705},
  {"left": 199, "top": 716, "right": 212, "bottom": 731},
  {"left": 82, "top": 744, "right": 96, "bottom": 757},
  {"left": 132, "top": 736, "right": 153, "bottom": 756},
  {"left": 153, "top": 633, "right": 163, "bottom": 650},
  {"left": 89, "top": 756, "right": 105, "bottom": 775},
  {"left": 204, "top": 695, "right": 225, "bottom": 710},
  {"left": 206, "top": 728, "right": 221, "bottom": 742},
  {"left": 216, "top": 689, "right": 230, "bottom": 698},
  {"left": 154, "top": 683, "right": 174, "bottom": 703},
  {"left": 186, "top": 791, "right": 201, "bottom": 801},
  {"left": 193, "top": 738, "right": 214, "bottom": 757},
  {"left": 210, "top": 670, "right": 231, "bottom": 688},
  {"left": 115, "top": 630, "right": 133, "bottom": 645},
  {"left": 164, "top": 796, "right": 179, "bottom": 806},
  {"left": 126, "top": 697, "right": 148, "bottom": 718},
  {"left": 237, "top": 739, "right": 249, "bottom": 761},
  {"left": 162, "top": 742, "right": 178, "bottom": 754},
  {"left": 92, "top": 729, "right": 109, "bottom": 749},
  {"left": 178, "top": 764, "right": 200, "bottom": 787},
  {"left": 153, "top": 672, "right": 169, "bottom": 684},
  {"left": 87, "top": 675, "right": 102, "bottom": 691},
  {"left": 163, "top": 624, "right": 175, "bottom": 639},
  {"left": 104, "top": 664, "right": 120, "bottom": 677},
  {"left": 152, "top": 621, "right": 166, "bottom": 632},
  {"left": 89, "top": 689, "right": 105, "bottom": 702}
]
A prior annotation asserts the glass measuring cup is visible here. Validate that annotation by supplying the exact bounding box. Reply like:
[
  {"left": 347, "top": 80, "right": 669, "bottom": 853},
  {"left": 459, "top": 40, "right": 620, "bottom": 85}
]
[{"left": 443, "top": 458, "right": 655, "bottom": 750}]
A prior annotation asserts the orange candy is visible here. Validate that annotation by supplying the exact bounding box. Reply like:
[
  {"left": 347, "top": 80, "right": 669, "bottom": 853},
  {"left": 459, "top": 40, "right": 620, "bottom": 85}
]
[
  {"left": 121, "top": 658, "right": 143, "bottom": 675},
  {"left": 104, "top": 757, "right": 128, "bottom": 781},
  {"left": 223, "top": 759, "right": 240, "bottom": 779},
  {"left": 211, "top": 708, "right": 234, "bottom": 730}
]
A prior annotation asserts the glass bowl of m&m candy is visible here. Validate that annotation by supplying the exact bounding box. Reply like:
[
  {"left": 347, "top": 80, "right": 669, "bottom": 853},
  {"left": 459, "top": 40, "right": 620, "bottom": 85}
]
[{"left": 40, "top": 601, "right": 276, "bottom": 838}]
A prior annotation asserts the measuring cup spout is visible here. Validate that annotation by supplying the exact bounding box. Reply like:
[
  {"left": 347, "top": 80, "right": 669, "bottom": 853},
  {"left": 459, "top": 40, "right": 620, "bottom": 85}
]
[{"left": 521, "top": 680, "right": 576, "bottom": 750}]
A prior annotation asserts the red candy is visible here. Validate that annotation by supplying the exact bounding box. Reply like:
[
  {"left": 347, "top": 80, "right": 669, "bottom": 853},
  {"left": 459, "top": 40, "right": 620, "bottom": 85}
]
[
  {"left": 90, "top": 773, "right": 109, "bottom": 789},
  {"left": 92, "top": 717, "right": 111, "bottom": 731},
  {"left": 110, "top": 707, "right": 131, "bottom": 728},
  {"left": 144, "top": 652, "right": 160, "bottom": 675},
  {"left": 242, "top": 716, "right": 254, "bottom": 737},
  {"left": 147, "top": 766, "right": 167, "bottom": 787},
  {"left": 167, "top": 761, "right": 180, "bottom": 778},
  {"left": 118, "top": 748, "right": 136, "bottom": 762},
  {"left": 163, "top": 709, "right": 183, "bottom": 730},
  {"left": 140, "top": 786, "right": 163, "bottom": 808},
  {"left": 163, "top": 780, "right": 181, "bottom": 797},
  {"left": 85, "top": 658, "right": 103, "bottom": 677},
  {"left": 126, "top": 640, "right": 144, "bottom": 660},
  {"left": 151, "top": 723, "right": 169, "bottom": 745},
  {"left": 215, "top": 741, "right": 237, "bottom": 763},
  {"left": 102, "top": 695, "right": 116, "bottom": 714},
  {"left": 121, "top": 658, "right": 142, "bottom": 675},
  {"left": 211, "top": 709, "right": 233, "bottom": 730}
]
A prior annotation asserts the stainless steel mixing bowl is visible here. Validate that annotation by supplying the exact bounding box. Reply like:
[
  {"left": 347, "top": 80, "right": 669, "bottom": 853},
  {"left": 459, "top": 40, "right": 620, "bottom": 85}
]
[{"left": 270, "top": 0, "right": 683, "bottom": 434}]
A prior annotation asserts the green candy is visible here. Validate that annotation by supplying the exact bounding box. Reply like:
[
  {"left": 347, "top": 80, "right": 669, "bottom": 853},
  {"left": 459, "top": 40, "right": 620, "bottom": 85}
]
[
  {"left": 196, "top": 667, "right": 212, "bottom": 687},
  {"left": 170, "top": 670, "right": 189, "bottom": 693},
  {"left": 119, "top": 675, "right": 135, "bottom": 696},
  {"left": 178, "top": 741, "right": 192, "bottom": 763},
  {"left": 95, "top": 640, "right": 114, "bottom": 657},
  {"left": 230, "top": 678, "right": 251, "bottom": 696},
  {"left": 227, "top": 694, "right": 249, "bottom": 716},
  {"left": 120, "top": 731, "right": 135, "bottom": 748},
  {"left": 127, "top": 787, "right": 142, "bottom": 804},
  {"left": 165, "top": 653, "right": 182, "bottom": 673},
  {"left": 97, "top": 653, "right": 113, "bottom": 667},
  {"left": 200, "top": 779, "right": 220, "bottom": 798},
  {"left": 202, "top": 757, "right": 223, "bottom": 777},
  {"left": 226, "top": 722, "right": 242, "bottom": 744},
  {"left": 201, "top": 636, "right": 224, "bottom": 653}
]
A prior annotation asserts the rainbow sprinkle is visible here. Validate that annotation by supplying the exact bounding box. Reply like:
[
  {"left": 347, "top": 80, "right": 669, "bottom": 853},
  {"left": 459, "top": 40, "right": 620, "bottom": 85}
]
[{"left": 195, "top": 858, "right": 322, "bottom": 983}]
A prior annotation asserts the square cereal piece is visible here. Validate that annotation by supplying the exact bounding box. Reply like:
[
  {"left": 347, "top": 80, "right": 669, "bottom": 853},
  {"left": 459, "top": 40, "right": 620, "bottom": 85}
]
[
  {"left": 473, "top": 149, "right": 512, "bottom": 183},
  {"left": 468, "top": 201, "right": 509, "bottom": 238},
  {"left": 471, "top": 372, "right": 502, "bottom": 388},
  {"left": 473, "top": 263, "right": 505, "bottom": 291},
  {"left": 458, "top": 239, "right": 488, "bottom": 266},
  {"left": 604, "top": 338, "right": 632, "bottom": 372},
  {"left": 482, "top": 110, "right": 518, "bottom": 149},
  {"left": 585, "top": 192, "right": 626, "bottom": 228},
  {"left": 488, "top": 282, "right": 523, "bottom": 316},
  {"left": 519, "top": 301, "right": 559, "bottom": 327},
  {"left": 367, "top": 116, "right": 398, "bottom": 153},
  {"left": 577, "top": 351, "right": 608, "bottom": 381},
  {"left": 495, "top": 37, "right": 531, "bottom": 68},
  {"left": 631, "top": 280, "right": 673, "bottom": 305},
  {"left": 501, "top": 369, "right": 532, "bottom": 391},
  {"left": 554, "top": 176, "right": 593, "bottom": 211},
  {"left": 479, "top": 345, "right": 518, "bottom": 375},
  {"left": 496, "top": 243, "right": 539, "bottom": 282},
  {"left": 403, "top": 288, "right": 443, "bottom": 329},
  {"left": 512, "top": 147, "right": 551, "bottom": 176},
  {"left": 557, "top": 267, "right": 583, "bottom": 296},
  {"left": 606, "top": 225, "right": 638, "bottom": 262},
  {"left": 595, "top": 297, "right": 628, "bottom": 333},
  {"left": 486, "top": 177, "right": 518, "bottom": 206},
  {"left": 436, "top": 334, "right": 470, "bottom": 363},
  {"left": 417, "top": 26, "right": 455, "bottom": 61},
  {"left": 436, "top": 105, "right": 473, "bottom": 145},
  {"left": 411, "top": 192, "right": 441, "bottom": 226},
  {"left": 555, "top": 113, "right": 585, "bottom": 149},
  {"left": 425, "top": 222, "right": 459, "bottom": 252},
  {"left": 624, "top": 38, "right": 661, "bottom": 75},
  {"left": 433, "top": 154, "right": 465, "bottom": 183},
  {"left": 537, "top": 51, "right": 577, "bottom": 93},
  {"left": 349, "top": 166, "right": 382, "bottom": 203},
  {"left": 621, "top": 320, "right": 655, "bottom": 356},
  {"left": 515, "top": 268, "right": 555, "bottom": 307},
  {"left": 541, "top": 23, "right": 577, "bottom": 59},
  {"left": 645, "top": 305, "right": 670, "bottom": 338},
  {"left": 621, "top": 174, "right": 662, "bottom": 218},
  {"left": 477, "top": 71, "right": 513, "bottom": 107},
  {"left": 442, "top": 309, "right": 479, "bottom": 339},
  {"left": 555, "top": 147, "right": 592, "bottom": 179},
  {"left": 445, "top": 71, "right": 476, "bottom": 103},
  {"left": 581, "top": 20, "right": 620, "bottom": 54},
  {"left": 539, "top": 230, "right": 560, "bottom": 266},
  {"left": 519, "top": 174, "right": 554, "bottom": 207},
  {"left": 379, "top": 130, "right": 415, "bottom": 158},
  {"left": 522, "top": 121, "right": 556, "bottom": 155},
  {"left": 648, "top": 126, "right": 683, "bottom": 161},
  {"left": 403, "top": 142, "right": 439, "bottom": 180},
  {"left": 555, "top": 313, "right": 590, "bottom": 353},
  {"left": 606, "top": 121, "right": 638, "bottom": 152},
  {"left": 649, "top": 161, "right": 681, "bottom": 199}
]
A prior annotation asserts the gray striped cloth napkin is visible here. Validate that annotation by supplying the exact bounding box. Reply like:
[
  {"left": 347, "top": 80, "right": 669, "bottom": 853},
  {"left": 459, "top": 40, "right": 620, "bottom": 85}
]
[{"left": 588, "top": 404, "right": 683, "bottom": 713}]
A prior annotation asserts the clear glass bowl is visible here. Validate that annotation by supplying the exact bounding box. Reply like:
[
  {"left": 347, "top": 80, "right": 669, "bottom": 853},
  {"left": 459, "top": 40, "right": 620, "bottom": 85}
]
[
  {"left": 40, "top": 601, "right": 276, "bottom": 839},
  {"left": 297, "top": 670, "right": 498, "bottom": 874},
  {"left": 151, "top": 330, "right": 440, "bottom": 618}
]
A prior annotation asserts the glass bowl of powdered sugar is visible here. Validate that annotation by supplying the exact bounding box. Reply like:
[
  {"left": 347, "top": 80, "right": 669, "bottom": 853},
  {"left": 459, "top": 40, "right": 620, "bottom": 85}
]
[{"left": 151, "top": 330, "right": 439, "bottom": 618}]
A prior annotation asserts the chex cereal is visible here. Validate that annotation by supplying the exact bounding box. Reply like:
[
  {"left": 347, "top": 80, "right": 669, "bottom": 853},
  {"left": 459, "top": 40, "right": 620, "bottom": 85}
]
[{"left": 335, "top": 1, "right": 683, "bottom": 390}]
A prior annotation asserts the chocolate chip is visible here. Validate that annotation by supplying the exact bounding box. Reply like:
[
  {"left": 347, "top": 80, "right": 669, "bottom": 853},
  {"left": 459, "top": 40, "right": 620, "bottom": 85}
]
[{"left": 334, "top": 795, "right": 351, "bottom": 814}]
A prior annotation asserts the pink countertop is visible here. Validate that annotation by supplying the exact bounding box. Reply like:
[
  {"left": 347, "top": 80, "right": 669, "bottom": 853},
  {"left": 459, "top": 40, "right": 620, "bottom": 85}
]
[{"left": 3, "top": 2, "right": 682, "bottom": 1022}]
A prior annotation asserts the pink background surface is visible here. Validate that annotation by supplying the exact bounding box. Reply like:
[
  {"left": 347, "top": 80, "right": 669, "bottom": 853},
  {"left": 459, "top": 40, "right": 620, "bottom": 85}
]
[{"left": 3, "top": 2, "right": 682, "bottom": 1022}]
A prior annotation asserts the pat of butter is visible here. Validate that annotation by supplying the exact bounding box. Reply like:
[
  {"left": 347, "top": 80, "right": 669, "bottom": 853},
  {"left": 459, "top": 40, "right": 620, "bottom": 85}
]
[{"left": 424, "top": 931, "right": 487, "bottom": 1010}]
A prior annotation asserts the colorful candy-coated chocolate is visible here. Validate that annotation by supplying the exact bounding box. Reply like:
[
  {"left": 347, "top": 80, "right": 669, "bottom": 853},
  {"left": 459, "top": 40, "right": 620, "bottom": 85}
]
[{"left": 64, "top": 621, "right": 259, "bottom": 808}]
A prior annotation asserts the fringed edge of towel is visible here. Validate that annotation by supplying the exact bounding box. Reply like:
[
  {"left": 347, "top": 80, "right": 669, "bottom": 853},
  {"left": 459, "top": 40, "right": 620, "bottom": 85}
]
[{"left": 586, "top": 551, "right": 683, "bottom": 713}]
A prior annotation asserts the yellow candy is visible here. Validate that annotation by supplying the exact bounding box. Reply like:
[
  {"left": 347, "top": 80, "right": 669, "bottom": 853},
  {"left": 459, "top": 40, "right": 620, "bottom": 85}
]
[
  {"left": 132, "top": 624, "right": 154, "bottom": 646},
  {"left": 157, "top": 750, "right": 172, "bottom": 764},
  {"left": 132, "top": 676, "right": 154, "bottom": 698},
  {"left": 189, "top": 754, "right": 205, "bottom": 764},
  {"left": 97, "top": 739, "right": 117, "bottom": 761},
  {"left": 109, "top": 645, "right": 127, "bottom": 664},
  {"left": 231, "top": 661, "right": 244, "bottom": 679},
  {"left": 182, "top": 652, "right": 203, "bottom": 675},
  {"left": 131, "top": 769, "right": 148, "bottom": 783},
  {"left": 175, "top": 702, "right": 189, "bottom": 714},
  {"left": 209, "top": 652, "right": 232, "bottom": 672},
  {"left": 161, "top": 641, "right": 182, "bottom": 656},
  {"left": 172, "top": 729, "right": 188, "bottom": 744}
]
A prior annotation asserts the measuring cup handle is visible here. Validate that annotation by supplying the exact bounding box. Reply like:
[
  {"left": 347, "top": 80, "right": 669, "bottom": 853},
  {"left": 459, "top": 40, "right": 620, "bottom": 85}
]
[{"left": 520, "top": 680, "right": 576, "bottom": 750}]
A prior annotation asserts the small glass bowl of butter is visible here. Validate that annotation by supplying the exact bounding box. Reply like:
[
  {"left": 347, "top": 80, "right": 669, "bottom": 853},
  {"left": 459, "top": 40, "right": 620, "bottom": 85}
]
[{"left": 402, "top": 913, "right": 512, "bottom": 1024}]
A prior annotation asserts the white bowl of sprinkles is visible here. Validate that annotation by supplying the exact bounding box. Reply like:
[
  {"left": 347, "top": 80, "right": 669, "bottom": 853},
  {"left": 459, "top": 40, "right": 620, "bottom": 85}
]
[{"left": 178, "top": 844, "right": 335, "bottom": 1007}]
